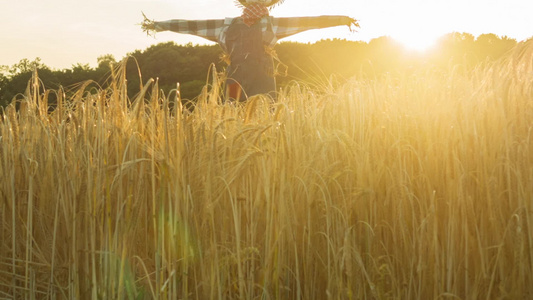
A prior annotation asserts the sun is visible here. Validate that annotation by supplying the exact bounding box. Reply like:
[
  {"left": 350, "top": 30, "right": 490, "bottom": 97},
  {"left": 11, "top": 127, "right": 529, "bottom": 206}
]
[
  {"left": 384, "top": 10, "right": 443, "bottom": 53},
  {"left": 392, "top": 33, "right": 438, "bottom": 52}
]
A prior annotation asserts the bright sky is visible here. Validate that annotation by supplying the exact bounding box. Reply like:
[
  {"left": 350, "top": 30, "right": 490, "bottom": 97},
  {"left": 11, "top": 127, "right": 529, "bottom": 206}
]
[{"left": 1, "top": 0, "right": 531, "bottom": 70}]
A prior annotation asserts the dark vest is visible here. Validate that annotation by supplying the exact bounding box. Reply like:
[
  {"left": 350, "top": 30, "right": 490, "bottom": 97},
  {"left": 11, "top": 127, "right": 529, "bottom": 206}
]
[{"left": 225, "top": 18, "right": 276, "bottom": 100}]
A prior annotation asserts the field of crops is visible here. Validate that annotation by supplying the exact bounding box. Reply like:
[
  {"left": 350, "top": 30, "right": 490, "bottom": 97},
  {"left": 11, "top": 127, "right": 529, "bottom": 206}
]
[{"left": 1, "top": 40, "right": 532, "bottom": 299}]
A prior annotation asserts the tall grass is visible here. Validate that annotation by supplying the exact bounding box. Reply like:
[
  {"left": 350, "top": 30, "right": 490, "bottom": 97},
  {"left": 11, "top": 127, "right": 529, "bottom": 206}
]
[{"left": 1, "top": 39, "right": 532, "bottom": 299}]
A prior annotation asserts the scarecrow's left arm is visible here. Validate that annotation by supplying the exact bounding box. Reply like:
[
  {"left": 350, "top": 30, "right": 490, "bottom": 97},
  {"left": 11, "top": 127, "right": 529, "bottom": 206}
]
[
  {"left": 273, "top": 16, "right": 358, "bottom": 39},
  {"left": 142, "top": 17, "right": 226, "bottom": 43}
]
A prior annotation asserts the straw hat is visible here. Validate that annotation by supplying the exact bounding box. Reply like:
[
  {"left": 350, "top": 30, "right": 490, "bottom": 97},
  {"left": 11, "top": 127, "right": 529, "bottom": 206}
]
[{"left": 236, "top": 0, "right": 285, "bottom": 8}]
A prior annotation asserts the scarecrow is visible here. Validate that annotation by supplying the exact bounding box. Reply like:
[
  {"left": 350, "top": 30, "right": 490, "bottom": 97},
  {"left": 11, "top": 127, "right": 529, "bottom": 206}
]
[{"left": 141, "top": 0, "right": 359, "bottom": 101}]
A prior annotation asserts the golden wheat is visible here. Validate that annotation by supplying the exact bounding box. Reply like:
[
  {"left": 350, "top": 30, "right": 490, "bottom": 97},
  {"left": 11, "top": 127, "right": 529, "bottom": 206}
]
[{"left": 0, "top": 39, "right": 532, "bottom": 299}]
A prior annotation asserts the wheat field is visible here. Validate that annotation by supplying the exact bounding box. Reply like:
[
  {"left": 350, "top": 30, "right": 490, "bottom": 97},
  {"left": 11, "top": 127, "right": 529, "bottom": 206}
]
[{"left": 1, "top": 40, "right": 532, "bottom": 299}]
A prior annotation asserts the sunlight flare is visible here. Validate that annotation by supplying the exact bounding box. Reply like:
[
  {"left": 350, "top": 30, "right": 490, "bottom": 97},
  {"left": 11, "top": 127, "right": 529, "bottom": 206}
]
[{"left": 392, "top": 33, "right": 438, "bottom": 52}]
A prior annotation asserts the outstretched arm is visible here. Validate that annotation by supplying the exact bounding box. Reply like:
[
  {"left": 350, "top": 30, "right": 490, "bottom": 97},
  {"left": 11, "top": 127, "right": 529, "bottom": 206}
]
[
  {"left": 273, "top": 16, "right": 359, "bottom": 39},
  {"left": 141, "top": 14, "right": 226, "bottom": 43}
]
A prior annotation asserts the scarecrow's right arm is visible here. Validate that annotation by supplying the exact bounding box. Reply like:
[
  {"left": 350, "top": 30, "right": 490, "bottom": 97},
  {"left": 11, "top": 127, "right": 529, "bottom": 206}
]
[
  {"left": 142, "top": 18, "right": 226, "bottom": 43},
  {"left": 273, "top": 16, "right": 359, "bottom": 39}
]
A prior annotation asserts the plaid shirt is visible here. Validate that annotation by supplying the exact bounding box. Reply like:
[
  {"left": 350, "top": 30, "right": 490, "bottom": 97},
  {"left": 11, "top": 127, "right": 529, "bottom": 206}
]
[{"left": 154, "top": 16, "right": 349, "bottom": 51}]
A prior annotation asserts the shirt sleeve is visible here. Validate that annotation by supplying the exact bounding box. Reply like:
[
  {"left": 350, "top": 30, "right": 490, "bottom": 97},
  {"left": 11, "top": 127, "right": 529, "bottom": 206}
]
[
  {"left": 154, "top": 19, "right": 226, "bottom": 43},
  {"left": 272, "top": 16, "right": 350, "bottom": 39}
]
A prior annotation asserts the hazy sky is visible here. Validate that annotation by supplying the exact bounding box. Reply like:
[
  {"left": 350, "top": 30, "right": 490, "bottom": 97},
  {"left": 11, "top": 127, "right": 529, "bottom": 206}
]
[{"left": 1, "top": 0, "right": 531, "bottom": 70}]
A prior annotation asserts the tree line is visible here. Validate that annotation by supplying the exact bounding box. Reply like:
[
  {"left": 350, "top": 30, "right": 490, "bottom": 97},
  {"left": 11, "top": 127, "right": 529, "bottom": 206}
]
[{"left": 0, "top": 32, "right": 519, "bottom": 107}]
